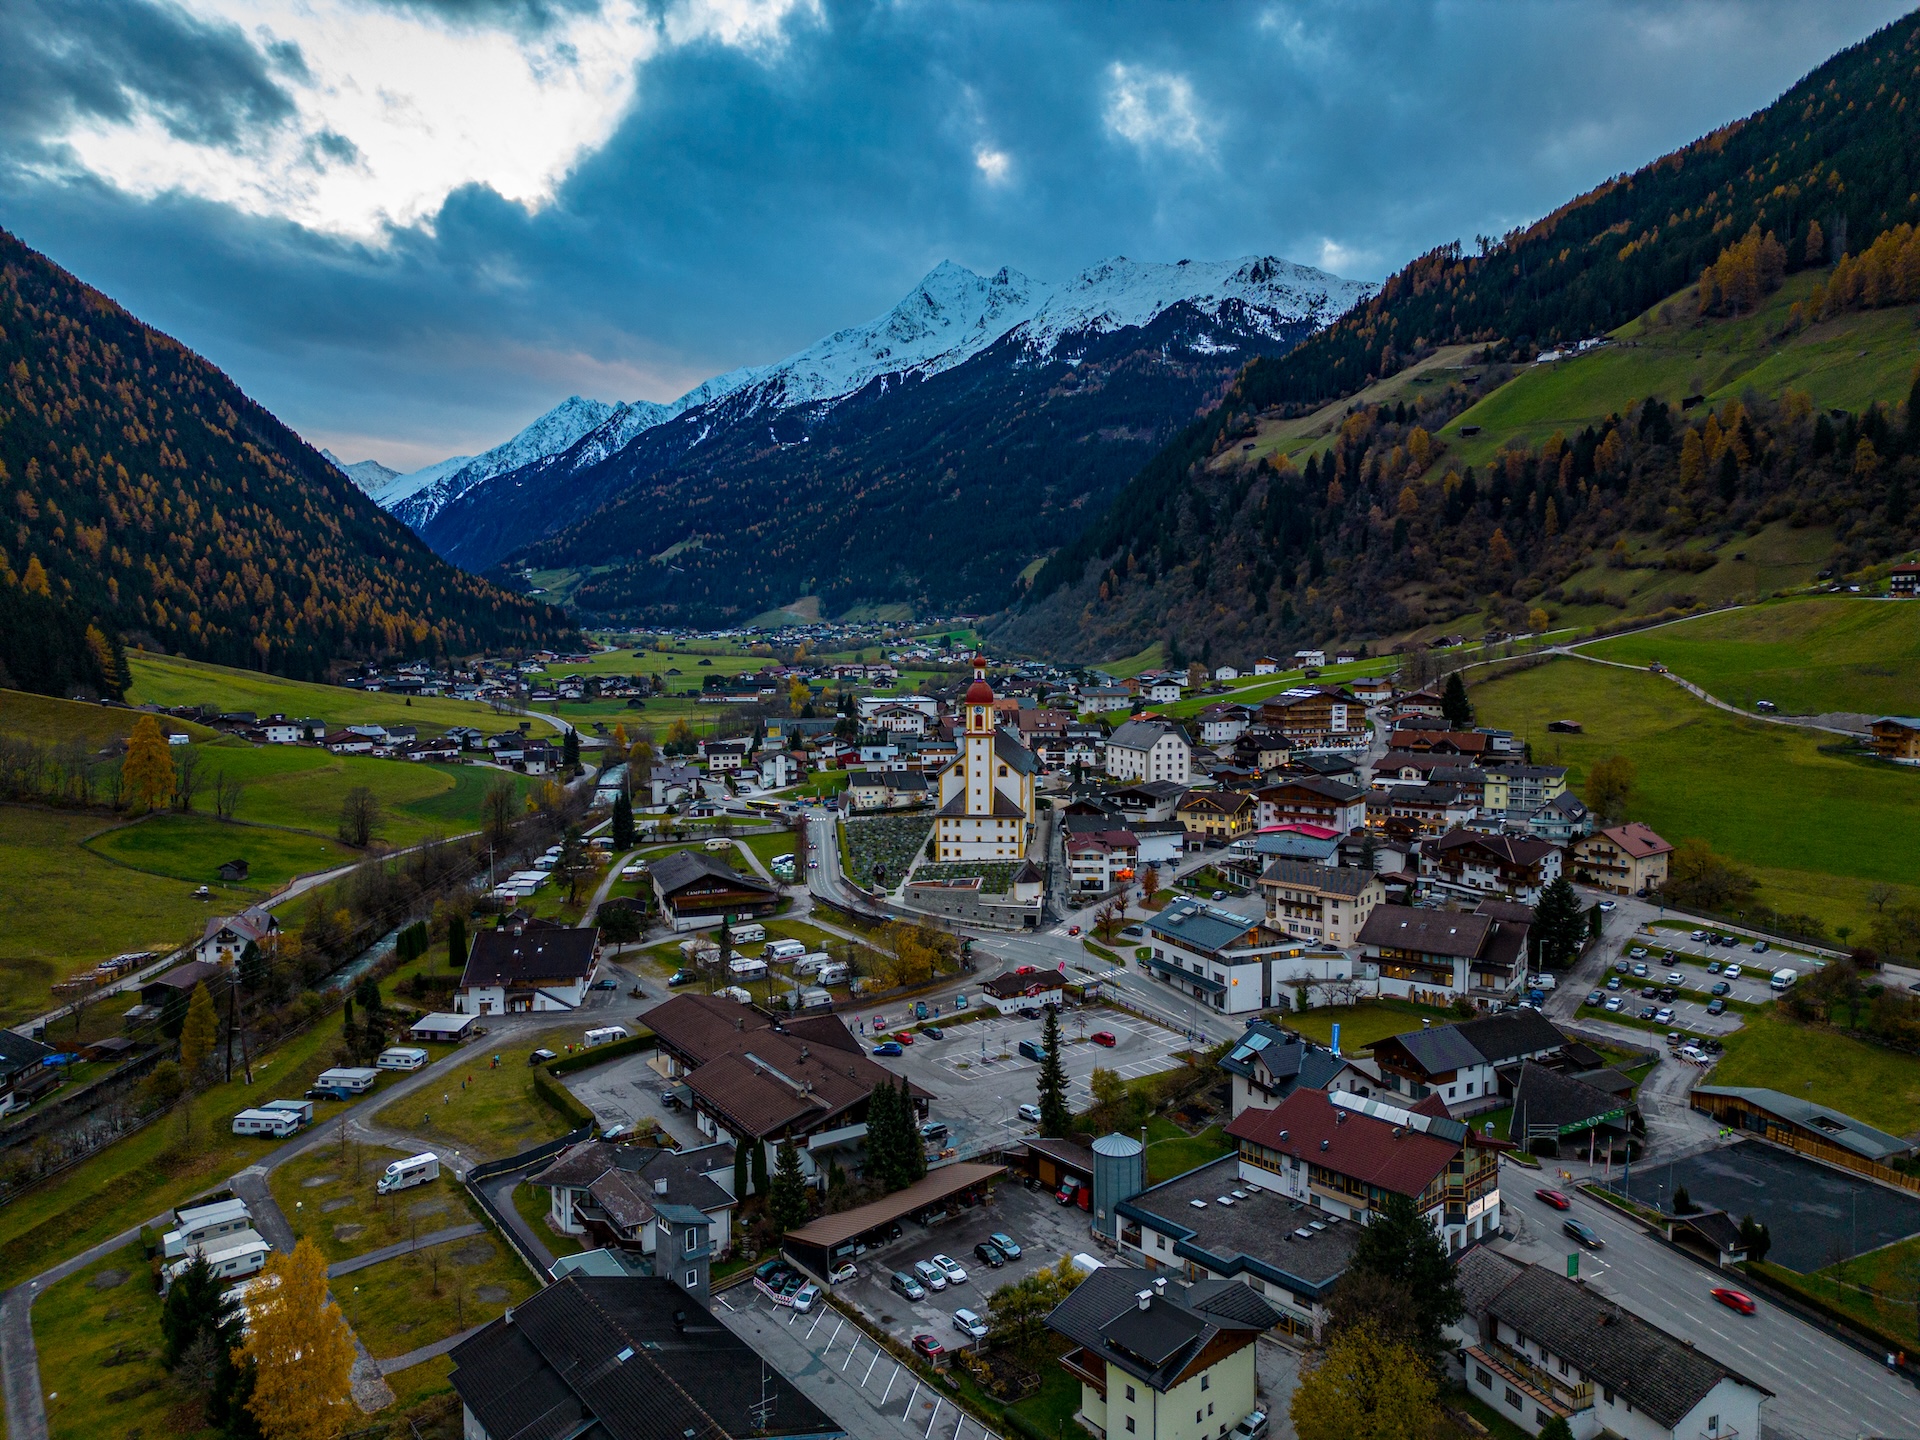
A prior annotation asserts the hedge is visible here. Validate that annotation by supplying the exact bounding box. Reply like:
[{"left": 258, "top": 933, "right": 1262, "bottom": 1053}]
[
  {"left": 545, "top": 1032, "right": 655, "bottom": 1075},
  {"left": 530, "top": 1066, "right": 596, "bottom": 1128}
]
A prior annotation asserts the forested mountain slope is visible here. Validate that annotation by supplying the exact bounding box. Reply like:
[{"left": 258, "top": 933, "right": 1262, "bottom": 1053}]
[
  {"left": 1004, "top": 12, "right": 1920, "bottom": 663},
  {"left": 0, "top": 227, "right": 578, "bottom": 693}
]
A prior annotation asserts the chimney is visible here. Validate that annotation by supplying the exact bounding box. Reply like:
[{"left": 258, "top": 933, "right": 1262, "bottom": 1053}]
[
  {"left": 1153, "top": 1278, "right": 1166, "bottom": 1296},
  {"left": 1135, "top": 1289, "right": 1153, "bottom": 1311},
  {"left": 1320, "top": 1139, "right": 1330, "bottom": 1151},
  {"left": 655, "top": 1177, "right": 669, "bottom": 1195}
]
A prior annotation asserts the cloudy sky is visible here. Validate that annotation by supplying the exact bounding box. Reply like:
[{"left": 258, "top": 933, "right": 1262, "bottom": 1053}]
[{"left": 1, "top": 1, "right": 1908, "bottom": 469}]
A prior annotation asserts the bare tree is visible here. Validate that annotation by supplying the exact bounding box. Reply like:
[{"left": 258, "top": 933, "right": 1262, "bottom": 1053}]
[
  {"left": 213, "top": 771, "right": 246, "bottom": 820},
  {"left": 337, "top": 785, "right": 381, "bottom": 847},
  {"left": 172, "top": 744, "right": 202, "bottom": 812}
]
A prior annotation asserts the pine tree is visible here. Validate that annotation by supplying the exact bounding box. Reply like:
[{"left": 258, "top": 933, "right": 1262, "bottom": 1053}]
[
  {"left": 612, "top": 791, "right": 635, "bottom": 849},
  {"left": 1037, "top": 1006, "right": 1070, "bottom": 1138},
  {"left": 864, "top": 1080, "right": 903, "bottom": 1190},
  {"left": 563, "top": 728, "right": 581, "bottom": 774},
  {"left": 1533, "top": 876, "right": 1585, "bottom": 968},
  {"left": 751, "top": 1137, "right": 769, "bottom": 1197},
  {"left": 448, "top": 911, "right": 468, "bottom": 971},
  {"left": 1347, "top": 1192, "right": 1463, "bottom": 1367},
  {"left": 900, "top": 1080, "right": 927, "bottom": 1183},
  {"left": 179, "top": 981, "right": 218, "bottom": 1077},
  {"left": 1440, "top": 672, "right": 1472, "bottom": 727},
  {"left": 122, "top": 713, "right": 175, "bottom": 812},
  {"left": 768, "top": 1138, "right": 810, "bottom": 1231}
]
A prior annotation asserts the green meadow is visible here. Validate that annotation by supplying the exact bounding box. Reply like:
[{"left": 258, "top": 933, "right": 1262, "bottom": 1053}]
[{"left": 1471, "top": 657, "right": 1920, "bottom": 930}]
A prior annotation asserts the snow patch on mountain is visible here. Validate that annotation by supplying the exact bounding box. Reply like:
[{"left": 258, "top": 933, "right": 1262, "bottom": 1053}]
[{"left": 385, "top": 395, "right": 622, "bottom": 527}]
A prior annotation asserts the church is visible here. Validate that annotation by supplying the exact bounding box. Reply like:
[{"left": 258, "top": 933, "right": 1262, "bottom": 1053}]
[{"left": 933, "top": 657, "right": 1038, "bottom": 861}]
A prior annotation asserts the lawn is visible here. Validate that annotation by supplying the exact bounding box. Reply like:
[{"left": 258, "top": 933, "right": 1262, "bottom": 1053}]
[
  {"left": 332, "top": 1228, "right": 536, "bottom": 1361},
  {"left": 0, "top": 1007, "right": 398, "bottom": 1290},
  {"left": 1710, "top": 1009, "right": 1920, "bottom": 1137},
  {"left": 1471, "top": 657, "right": 1920, "bottom": 931},
  {"left": 511, "top": 1179, "right": 587, "bottom": 1258},
  {"left": 1580, "top": 597, "right": 1920, "bottom": 716},
  {"left": 1794, "top": 1232, "right": 1920, "bottom": 1347},
  {"left": 1282, "top": 998, "right": 1461, "bottom": 1051},
  {"left": 32, "top": 1241, "right": 205, "bottom": 1440},
  {"left": 125, "top": 651, "right": 557, "bottom": 739},
  {"left": 368, "top": 1026, "right": 581, "bottom": 1162},
  {"left": 1142, "top": 1118, "right": 1234, "bottom": 1184},
  {"left": 86, "top": 812, "right": 357, "bottom": 889},
  {"left": 269, "top": 1143, "right": 480, "bottom": 1266},
  {"left": 0, "top": 804, "right": 259, "bottom": 1028},
  {"left": 735, "top": 829, "right": 802, "bottom": 871}
]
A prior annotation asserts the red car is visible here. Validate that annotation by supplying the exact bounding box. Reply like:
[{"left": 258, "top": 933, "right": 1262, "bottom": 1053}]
[
  {"left": 912, "top": 1333, "right": 945, "bottom": 1359},
  {"left": 1090, "top": 1031, "right": 1117, "bottom": 1047},
  {"left": 1710, "top": 1287, "right": 1756, "bottom": 1315},
  {"left": 1014, "top": 965, "right": 1037, "bottom": 976},
  {"left": 1067, "top": 926, "right": 1081, "bottom": 936},
  {"left": 893, "top": 1031, "right": 915, "bottom": 1045},
  {"left": 1534, "top": 1188, "right": 1572, "bottom": 1210}
]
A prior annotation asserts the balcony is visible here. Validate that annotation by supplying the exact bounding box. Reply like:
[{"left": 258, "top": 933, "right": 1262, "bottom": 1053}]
[
  {"left": 1059, "top": 1347, "right": 1107, "bottom": 1398},
  {"left": 1469, "top": 1343, "right": 1593, "bottom": 1417}
]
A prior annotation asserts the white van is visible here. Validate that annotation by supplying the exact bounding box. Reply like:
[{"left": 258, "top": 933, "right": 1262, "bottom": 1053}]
[
  {"left": 376, "top": 1152, "right": 440, "bottom": 1195},
  {"left": 1769, "top": 967, "right": 1798, "bottom": 991},
  {"left": 583, "top": 1025, "right": 630, "bottom": 1048},
  {"left": 232, "top": 1107, "right": 302, "bottom": 1138},
  {"left": 765, "top": 939, "right": 807, "bottom": 961},
  {"left": 377, "top": 1047, "right": 429, "bottom": 1072},
  {"left": 731, "top": 923, "right": 767, "bottom": 945},
  {"left": 816, "top": 961, "right": 850, "bottom": 986}
]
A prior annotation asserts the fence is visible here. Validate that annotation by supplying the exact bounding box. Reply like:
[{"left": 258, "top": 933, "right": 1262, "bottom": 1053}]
[{"left": 463, "top": 1125, "right": 593, "bottom": 1275}]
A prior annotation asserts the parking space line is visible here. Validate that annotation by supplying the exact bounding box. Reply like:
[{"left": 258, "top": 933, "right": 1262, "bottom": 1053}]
[
  {"left": 925, "top": 1397, "right": 943, "bottom": 1438},
  {"left": 826, "top": 1317, "right": 845, "bottom": 1351},
  {"left": 882, "top": 1365, "right": 902, "bottom": 1403},
  {"left": 807, "top": 1310, "right": 826, "bottom": 1338},
  {"left": 864, "top": 1350, "right": 881, "bottom": 1386},
  {"left": 843, "top": 1339, "right": 860, "bottom": 1371},
  {"left": 905, "top": 1380, "right": 921, "bottom": 1415}
]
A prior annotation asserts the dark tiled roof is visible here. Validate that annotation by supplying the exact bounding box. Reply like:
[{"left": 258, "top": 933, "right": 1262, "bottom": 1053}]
[
  {"left": 1430, "top": 828, "right": 1558, "bottom": 865},
  {"left": 1118, "top": 1154, "right": 1357, "bottom": 1295},
  {"left": 1455, "top": 1009, "right": 1566, "bottom": 1064},
  {"left": 1046, "top": 1266, "right": 1277, "bottom": 1392},
  {"left": 449, "top": 1274, "right": 842, "bottom": 1440},
  {"left": 1226, "top": 1090, "right": 1465, "bottom": 1199},
  {"left": 1510, "top": 1062, "right": 1630, "bottom": 1139},
  {"left": 1356, "top": 904, "right": 1494, "bottom": 959},
  {"left": 460, "top": 927, "right": 600, "bottom": 988},
  {"left": 0, "top": 1029, "right": 55, "bottom": 1080},
  {"left": 1380, "top": 1025, "right": 1484, "bottom": 1075},
  {"left": 649, "top": 850, "right": 780, "bottom": 899},
  {"left": 531, "top": 1140, "right": 735, "bottom": 1215},
  {"left": 1258, "top": 859, "right": 1376, "bottom": 896},
  {"left": 1476, "top": 1262, "right": 1769, "bottom": 1427}
]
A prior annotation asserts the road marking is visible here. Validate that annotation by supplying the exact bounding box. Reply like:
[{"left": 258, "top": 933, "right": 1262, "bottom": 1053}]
[
  {"left": 882, "top": 1365, "right": 901, "bottom": 1403},
  {"left": 925, "top": 1398, "right": 943, "bottom": 1438},
  {"left": 864, "top": 1350, "right": 881, "bottom": 1386}
]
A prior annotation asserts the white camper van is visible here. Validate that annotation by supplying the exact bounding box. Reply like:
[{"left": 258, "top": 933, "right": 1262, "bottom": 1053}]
[
  {"left": 232, "top": 1107, "right": 302, "bottom": 1138},
  {"left": 816, "top": 961, "right": 850, "bottom": 986},
  {"left": 1769, "top": 967, "right": 1798, "bottom": 991},
  {"left": 583, "top": 1026, "right": 630, "bottom": 1048},
  {"left": 764, "top": 938, "right": 807, "bottom": 961},
  {"left": 376, "top": 1152, "right": 441, "bottom": 1195},
  {"left": 377, "top": 1046, "right": 429, "bottom": 1071}
]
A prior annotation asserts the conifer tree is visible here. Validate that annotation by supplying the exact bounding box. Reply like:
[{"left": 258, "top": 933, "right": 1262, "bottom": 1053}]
[
  {"left": 768, "top": 1139, "right": 810, "bottom": 1231},
  {"left": 448, "top": 911, "right": 468, "bottom": 971},
  {"left": 734, "top": 1137, "right": 752, "bottom": 1198},
  {"left": 1440, "top": 672, "right": 1472, "bottom": 727},
  {"left": 1533, "top": 876, "right": 1586, "bottom": 968},
  {"left": 179, "top": 981, "right": 218, "bottom": 1077},
  {"left": 751, "top": 1137, "right": 770, "bottom": 1196},
  {"left": 612, "top": 791, "right": 635, "bottom": 849},
  {"left": 900, "top": 1080, "right": 928, "bottom": 1183},
  {"left": 1037, "top": 1006, "right": 1070, "bottom": 1138}
]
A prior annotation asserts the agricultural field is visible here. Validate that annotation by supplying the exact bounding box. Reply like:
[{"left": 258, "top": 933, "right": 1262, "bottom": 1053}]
[
  {"left": 0, "top": 687, "right": 218, "bottom": 749},
  {"left": 124, "top": 651, "right": 556, "bottom": 740},
  {"left": 1470, "top": 657, "right": 1920, "bottom": 930},
  {"left": 1440, "top": 270, "right": 1920, "bottom": 468},
  {"left": 85, "top": 812, "right": 356, "bottom": 889},
  {"left": 1581, "top": 597, "right": 1920, "bottom": 716},
  {"left": 1709, "top": 1010, "right": 1920, "bottom": 1138},
  {"left": 0, "top": 805, "right": 255, "bottom": 1027}
]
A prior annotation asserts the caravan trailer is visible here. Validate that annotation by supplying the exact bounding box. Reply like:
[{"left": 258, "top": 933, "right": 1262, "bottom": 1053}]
[
  {"left": 165, "top": 1198, "right": 254, "bottom": 1259},
  {"left": 376, "top": 1152, "right": 440, "bottom": 1195},
  {"left": 816, "top": 961, "right": 850, "bottom": 986},
  {"left": 583, "top": 1026, "right": 630, "bottom": 1048},
  {"left": 259, "top": 1098, "right": 314, "bottom": 1127},
  {"left": 232, "top": 1107, "right": 302, "bottom": 1138},
  {"left": 377, "top": 1047, "right": 429, "bottom": 1071},
  {"left": 309, "top": 1066, "right": 379, "bottom": 1098},
  {"left": 164, "top": 1232, "right": 270, "bottom": 1290},
  {"left": 731, "top": 923, "right": 767, "bottom": 945},
  {"left": 764, "top": 939, "right": 807, "bottom": 961}
]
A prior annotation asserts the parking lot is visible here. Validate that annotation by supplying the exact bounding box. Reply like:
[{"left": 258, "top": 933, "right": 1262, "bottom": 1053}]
[
  {"left": 1638, "top": 925, "right": 1827, "bottom": 978},
  {"left": 561, "top": 1049, "right": 706, "bottom": 1148},
  {"left": 1602, "top": 1139, "right": 1920, "bottom": 1272},
  {"left": 866, "top": 1008, "right": 1189, "bottom": 1158}
]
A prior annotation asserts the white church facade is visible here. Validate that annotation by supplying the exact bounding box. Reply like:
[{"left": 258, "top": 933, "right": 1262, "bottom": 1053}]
[{"left": 933, "top": 658, "right": 1038, "bottom": 861}]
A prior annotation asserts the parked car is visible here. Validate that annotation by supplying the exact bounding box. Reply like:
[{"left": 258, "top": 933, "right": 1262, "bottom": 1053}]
[
  {"left": 1017, "top": 1006, "right": 1043, "bottom": 1020},
  {"left": 973, "top": 1241, "right": 1005, "bottom": 1268},
  {"left": 873, "top": 1041, "right": 904, "bottom": 1057},
  {"left": 1664, "top": 971, "right": 1684, "bottom": 985},
  {"left": 893, "top": 1031, "right": 915, "bottom": 1045},
  {"left": 669, "top": 969, "right": 697, "bottom": 987},
  {"left": 1752, "top": 940, "right": 1770, "bottom": 954},
  {"left": 792, "top": 1283, "right": 821, "bottom": 1314},
  {"left": 1710, "top": 1287, "right": 1756, "bottom": 1315},
  {"left": 1710, "top": 981, "right": 1731, "bottom": 996},
  {"left": 920, "top": 1025, "right": 945, "bottom": 1039},
  {"left": 1585, "top": 990, "right": 1604, "bottom": 1006},
  {"left": 912, "top": 1334, "right": 945, "bottom": 1360},
  {"left": 1604, "top": 996, "right": 1623, "bottom": 1012},
  {"left": 828, "top": 1262, "right": 858, "bottom": 1284},
  {"left": 1638, "top": 1005, "right": 1658, "bottom": 1020},
  {"left": 1631, "top": 962, "right": 1650, "bottom": 977},
  {"left": 1121, "top": 925, "right": 1145, "bottom": 938},
  {"left": 913, "top": 1259, "right": 948, "bottom": 1291},
  {"left": 1707, "top": 959, "right": 1722, "bottom": 974},
  {"left": 1706, "top": 999, "right": 1727, "bottom": 1016},
  {"left": 1564, "top": 1219, "right": 1604, "bottom": 1250},
  {"left": 528, "top": 1048, "right": 557, "bottom": 1065},
  {"left": 1231, "top": 1411, "right": 1270, "bottom": 1440},
  {"left": 921, "top": 1121, "right": 949, "bottom": 1142},
  {"left": 952, "top": 1308, "right": 988, "bottom": 1339},
  {"left": 989, "top": 1232, "right": 1022, "bottom": 1260},
  {"left": 1534, "top": 1188, "right": 1571, "bottom": 1210},
  {"left": 1655, "top": 1007, "right": 1675, "bottom": 1023},
  {"left": 932, "top": 1254, "right": 967, "bottom": 1284},
  {"left": 1612, "top": 960, "right": 1629, "bottom": 974},
  {"left": 1690, "top": 930, "right": 1707, "bottom": 941},
  {"left": 891, "top": 1271, "right": 926, "bottom": 1301},
  {"left": 1723, "top": 964, "right": 1743, "bottom": 979},
  {"left": 1018, "top": 1103, "right": 1043, "bottom": 1123},
  {"left": 1597, "top": 900, "right": 1616, "bottom": 912},
  {"left": 1629, "top": 946, "right": 1648, "bottom": 959},
  {"left": 1090, "top": 1031, "right": 1117, "bottom": 1047}
]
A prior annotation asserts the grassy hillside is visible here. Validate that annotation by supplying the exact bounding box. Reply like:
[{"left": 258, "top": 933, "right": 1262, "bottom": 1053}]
[
  {"left": 125, "top": 651, "right": 556, "bottom": 739},
  {"left": 0, "top": 688, "right": 219, "bottom": 749},
  {"left": 85, "top": 812, "right": 356, "bottom": 888},
  {"left": 1470, "top": 657, "right": 1920, "bottom": 932},
  {"left": 1582, "top": 598, "right": 1920, "bottom": 715},
  {"left": 1442, "top": 271, "right": 1919, "bottom": 467}
]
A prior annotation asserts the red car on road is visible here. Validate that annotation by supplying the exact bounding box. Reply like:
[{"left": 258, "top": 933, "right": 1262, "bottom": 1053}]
[
  {"left": 1067, "top": 926, "right": 1081, "bottom": 936},
  {"left": 1710, "top": 1287, "right": 1757, "bottom": 1315},
  {"left": 1014, "top": 965, "right": 1037, "bottom": 976},
  {"left": 893, "top": 1031, "right": 915, "bottom": 1045},
  {"left": 1534, "top": 1188, "right": 1571, "bottom": 1210},
  {"left": 1090, "top": 1031, "right": 1117, "bottom": 1047}
]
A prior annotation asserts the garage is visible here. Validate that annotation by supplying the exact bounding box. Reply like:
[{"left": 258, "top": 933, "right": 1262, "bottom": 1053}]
[{"left": 783, "top": 1162, "right": 1004, "bottom": 1274}]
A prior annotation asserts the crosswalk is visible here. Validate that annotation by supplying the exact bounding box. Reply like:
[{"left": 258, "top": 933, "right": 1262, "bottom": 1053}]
[{"left": 714, "top": 1287, "right": 1005, "bottom": 1440}]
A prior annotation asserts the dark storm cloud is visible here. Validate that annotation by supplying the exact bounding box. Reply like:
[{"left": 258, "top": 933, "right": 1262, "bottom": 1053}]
[
  {"left": 0, "top": 0, "right": 294, "bottom": 154},
  {"left": 0, "top": 0, "right": 1910, "bottom": 466}
]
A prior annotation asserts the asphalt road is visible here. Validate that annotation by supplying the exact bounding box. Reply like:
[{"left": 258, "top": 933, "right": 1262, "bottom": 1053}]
[{"left": 1496, "top": 1161, "right": 1917, "bottom": 1440}]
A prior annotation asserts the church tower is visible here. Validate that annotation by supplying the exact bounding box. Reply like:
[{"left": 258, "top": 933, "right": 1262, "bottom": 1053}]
[{"left": 934, "top": 655, "right": 1037, "bottom": 861}]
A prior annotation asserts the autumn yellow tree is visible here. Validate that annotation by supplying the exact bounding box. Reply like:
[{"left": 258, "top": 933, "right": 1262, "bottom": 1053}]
[
  {"left": 179, "top": 981, "right": 218, "bottom": 1077},
  {"left": 1290, "top": 1322, "right": 1437, "bottom": 1440},
  {"left": 232, "top": 1239, "right": 356, "bottom": 1440},
  {"left": 122, "top": 714, "right": 176, "bottom": 812}
]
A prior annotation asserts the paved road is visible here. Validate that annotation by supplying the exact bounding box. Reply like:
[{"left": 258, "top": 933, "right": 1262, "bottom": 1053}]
[
  {"left": 1495, "top": 1161, "right": 1916, "bottom": 1440},
  {"left": 327, "top": 1223, "right": 485, "bottom": 1279}
]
